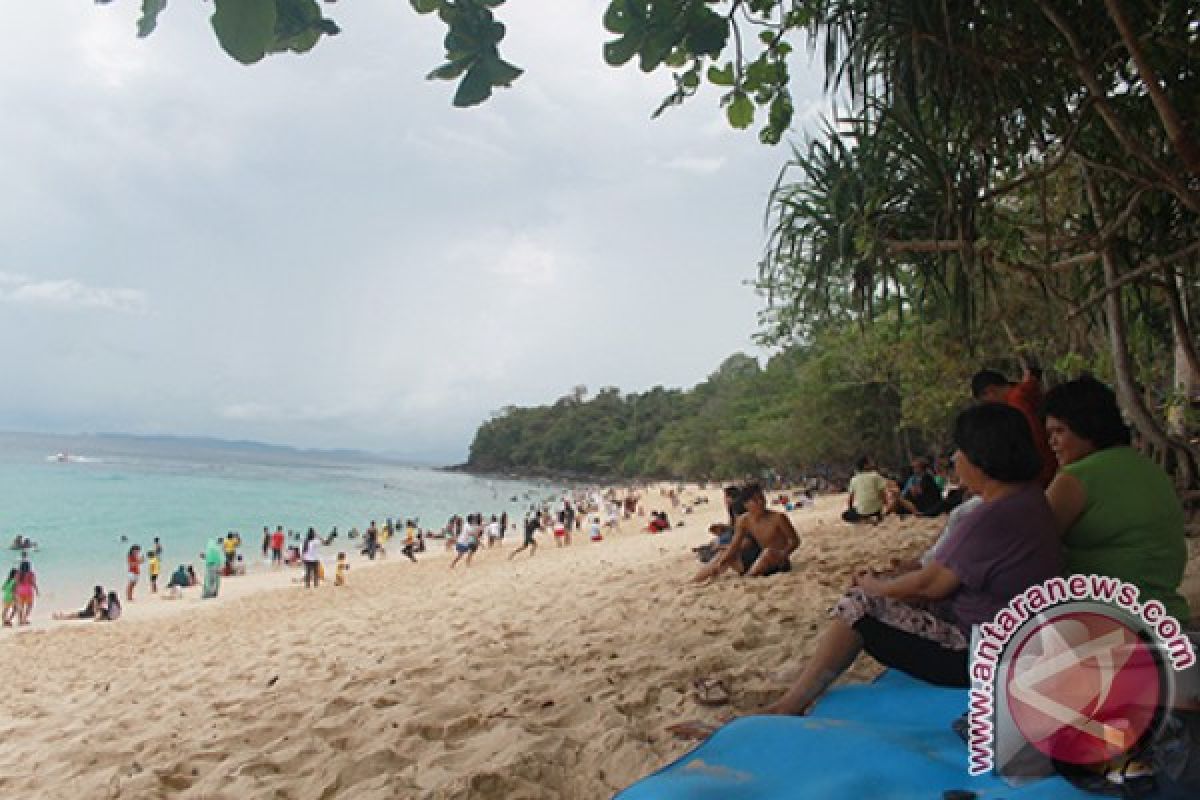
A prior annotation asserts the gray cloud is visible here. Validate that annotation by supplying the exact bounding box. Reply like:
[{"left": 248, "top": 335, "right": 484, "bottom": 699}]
[{"left": 0, "top": 2, "right": 829, "bottom": 461}]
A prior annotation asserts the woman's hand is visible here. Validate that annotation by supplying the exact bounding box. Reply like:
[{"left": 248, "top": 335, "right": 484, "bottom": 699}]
[{"left": 853, "top": 569, "right": 886, "bottom": 596}]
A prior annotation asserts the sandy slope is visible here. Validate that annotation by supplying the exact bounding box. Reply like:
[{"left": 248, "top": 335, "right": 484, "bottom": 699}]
[{"left": 0, "top": 487, "right": 1194, "bottom": 799}]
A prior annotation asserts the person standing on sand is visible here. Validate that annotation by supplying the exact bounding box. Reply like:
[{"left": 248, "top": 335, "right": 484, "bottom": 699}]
[
  {"left": 2, "top": 568, "right": 17, "bottom": 626},
  {"left": 508, "top": 512, "right": 541, "bottom": 559},
  {"left": 693, "top": 484, "right": 799, "bottom": 582},
  {"left": 302, "top": 528, "right": 324, "bottom": 588},
  {"left": 270, "top": 526, "right": 285, "bottom": 567},
  {"left": 262, "top": 526, "right": 271, "bottom": 561},
  {"left": 126, "top": 545, "right": 143, "bottom": 602},
  {"left": 147, "top": 549, "right": 161, "bottom": 594},
  {"left": 14, "top": 560, "right": 39, "bottom": 624},
  {"left": 203, "top": 538, "right": 222, "bottom": 598}
]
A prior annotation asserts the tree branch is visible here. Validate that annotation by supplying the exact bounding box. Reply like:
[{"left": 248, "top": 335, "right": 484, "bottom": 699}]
[
  {"left": 1067, "top": 242, "right": 1200, "bottom": 319},
  {"left": 1102, "top": 0, "right": 1200, "bottom": 177},
  {"left": 1039, "top": 1, "right": 1200, "bottom": 214}
]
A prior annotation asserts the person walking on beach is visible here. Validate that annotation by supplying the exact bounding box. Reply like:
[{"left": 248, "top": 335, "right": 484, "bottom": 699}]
[
  {"left": 262, "top": 526, "right": 271, "bottom": 561},
  {"left": 302, "top": 528, "right": 324, "bottom": 588},
  {"left": 126, "top": 544, "right": 143, "bottom": 602},
  {"left": 508, "top": 512, "right": 541, "bottom": 560},
  {"left": 450, "top": 515, "right": 481, "bottom": 569},
  {"left": 203, "top": 538, "right": 223, "bottom": 598}
]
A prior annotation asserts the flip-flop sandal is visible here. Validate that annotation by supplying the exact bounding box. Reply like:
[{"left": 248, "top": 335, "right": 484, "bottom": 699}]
[
  {"left": 665, "top": 720, "right": 718, "bottom": 740},
  {"left": 691, "top": 678, "right": 731, "bottom": 707}
]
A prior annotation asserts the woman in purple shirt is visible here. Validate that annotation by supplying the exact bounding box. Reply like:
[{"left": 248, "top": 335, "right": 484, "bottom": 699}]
[{"left": 764, "top": 403, "right": 1062, "bottom": 716}]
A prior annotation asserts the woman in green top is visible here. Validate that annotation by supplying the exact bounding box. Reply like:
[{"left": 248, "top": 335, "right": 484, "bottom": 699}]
[
  {"left": 2, "top": 568, "right": 16, "bottom": 626},
  {"left": 1044, "top": 376, "right": 1189, "bottom": 622}
]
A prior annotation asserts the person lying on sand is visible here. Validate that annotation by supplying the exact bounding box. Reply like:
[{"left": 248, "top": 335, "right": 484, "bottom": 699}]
[
  {"left": 52, "top": 586, "right": 107, "bottom": 621},
  {"left": 692, "top": 484, "right": 799, "bottom": 582}
]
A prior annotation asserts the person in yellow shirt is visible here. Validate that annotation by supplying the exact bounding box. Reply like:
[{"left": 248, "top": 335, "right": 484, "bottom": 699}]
[
  {"left": 147, "top": 551, "right": 161, "bottom": 593},
  {"left": 334, "top": 552, "right": 349, "bottom": 586}
]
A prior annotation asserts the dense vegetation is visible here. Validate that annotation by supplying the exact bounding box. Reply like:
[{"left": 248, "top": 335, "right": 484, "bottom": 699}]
[{"left": 466, "top": 323, "right": 1009, "bottom": 480}]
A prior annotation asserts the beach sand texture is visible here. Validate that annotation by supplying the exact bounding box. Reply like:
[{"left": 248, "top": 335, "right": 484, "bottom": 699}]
[{"left": 1, "top": 487, "right": 1195, "bottom": 799}]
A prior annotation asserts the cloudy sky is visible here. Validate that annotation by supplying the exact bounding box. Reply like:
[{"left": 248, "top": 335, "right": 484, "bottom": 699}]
[{"left": 0, "top": 2, "right": 828, "bottom": 462}]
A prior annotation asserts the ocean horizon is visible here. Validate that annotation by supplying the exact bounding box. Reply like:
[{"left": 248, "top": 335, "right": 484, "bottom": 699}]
[{"left": 0, "top": 431, "right": 552, "bottom": 618}]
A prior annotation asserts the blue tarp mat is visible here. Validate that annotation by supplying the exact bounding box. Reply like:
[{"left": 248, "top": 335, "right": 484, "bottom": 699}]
[{"left": 616, "top": 671, "right": 1096, "bottom": 799}]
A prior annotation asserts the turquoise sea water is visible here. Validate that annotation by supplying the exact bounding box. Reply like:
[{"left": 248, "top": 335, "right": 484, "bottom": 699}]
[{"left": 0, "top": 432, "right": 549, "bottom": 617}]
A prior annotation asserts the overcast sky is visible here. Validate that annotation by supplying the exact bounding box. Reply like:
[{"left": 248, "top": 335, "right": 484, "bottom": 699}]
[{"left": 0, "top": 2, "right": 828, "bottom": 462}]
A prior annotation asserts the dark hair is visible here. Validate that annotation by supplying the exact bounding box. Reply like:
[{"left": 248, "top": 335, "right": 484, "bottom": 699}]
[
  {"left": 738, "top": 483, "right": 764, "bottom": 505},
  {"left": 1043, "top": 376, "right": 1130, "bottom": 449},
  {"left": 971, "top": 369, "right": 1011, "bottom": 399},
  {"left": 855, "top": 455, "right": 873, "bottom": 471},
  {"left": 953, "top": 403, "right": 1041, "bottom": 482}
]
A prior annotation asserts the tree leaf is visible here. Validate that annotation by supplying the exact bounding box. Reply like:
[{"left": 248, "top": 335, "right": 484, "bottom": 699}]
[
  {"left": 707, "top": 63, "right": 735, "bottom": 86},
  {"left": 453, "top": 62, "right": 494, "bottom": 107},
  {"left": 727, "top": 91, "right": 754, "bottom": 129},
  {"left": 603, "top": 0, "right": 633, "bottom": 35},
  {"left": 604, "top": 34, "right": 641, "bottom": 67},
  {"left": 137, "top": 0, "right": 168, "bottom": 39},
  {"left": 211, "top": 0, "right": 277, "bottom": 65},
  {"left": 410, "top": 0, "right": 441, "bottom": 14},
  {"left": 427, "top": 57, "right": 473, "bottom": 82}
]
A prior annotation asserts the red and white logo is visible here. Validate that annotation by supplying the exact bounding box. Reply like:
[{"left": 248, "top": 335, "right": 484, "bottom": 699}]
[{"left": 1005, "top": 611, "right": 1164, "bottom": 765}]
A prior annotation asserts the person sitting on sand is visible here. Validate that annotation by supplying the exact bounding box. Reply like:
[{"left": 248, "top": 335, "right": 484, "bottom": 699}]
[
  {"left": 1043, "top": 376, "right": 1190, "bottom": 621},
  {"left": 692, "top": 484, "right": 799, "bottom": 582},
  {"left": 53, "top": 586, "right": 107, "bottom": 621},
  {"left": 885, "top": 457, "right": 943, "bottom": 516},
  {"left": 166, "top": 565, "right": 190, "bottom": 599},
  {"left": 98, "top": 591, "right": 121, "bottom": 621},
  {"left": 842, "top": 456, "right": 887, "bottom": 523},
  {"left": 760, "top": 404, "right": 1060, "bottom": 717},
  {"left": 334, "top": 552, "right": 349, "bottom": 586}
]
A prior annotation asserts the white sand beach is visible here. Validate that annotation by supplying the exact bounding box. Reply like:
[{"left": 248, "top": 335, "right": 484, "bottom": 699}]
[{"left": 1, "top": 486, "right": 1196, "bottom": 799}]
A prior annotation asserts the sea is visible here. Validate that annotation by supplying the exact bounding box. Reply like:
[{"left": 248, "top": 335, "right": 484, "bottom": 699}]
[{"left": 0, "top": 431, "right": 552, "bottom": 618}]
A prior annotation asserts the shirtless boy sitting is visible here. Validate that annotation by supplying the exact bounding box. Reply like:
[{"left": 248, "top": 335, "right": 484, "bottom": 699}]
[{"left": 693, "top": 484, "right": 799, "bottom": 582}]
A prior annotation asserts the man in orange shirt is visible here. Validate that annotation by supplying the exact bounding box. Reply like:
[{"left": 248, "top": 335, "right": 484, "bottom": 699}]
[{"left": 971, "top": 367, "right": 1057, "bottom": 487}]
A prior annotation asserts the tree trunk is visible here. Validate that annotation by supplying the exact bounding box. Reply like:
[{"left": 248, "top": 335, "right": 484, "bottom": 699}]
[{"left": 1081, "top": 164, "right": 1198, "bottom": 488}]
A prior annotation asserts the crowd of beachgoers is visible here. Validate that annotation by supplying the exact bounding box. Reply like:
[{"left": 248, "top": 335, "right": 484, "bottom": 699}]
[{"left": 4, "top": 483, "right": 704, "bottom": 628}]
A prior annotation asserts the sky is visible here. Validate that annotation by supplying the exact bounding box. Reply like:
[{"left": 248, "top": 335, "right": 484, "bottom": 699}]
[{"left": 0, "top": 1, "right": 829, "bottom": 462}]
